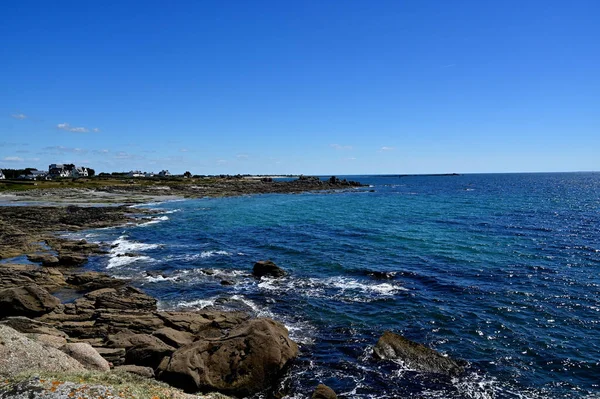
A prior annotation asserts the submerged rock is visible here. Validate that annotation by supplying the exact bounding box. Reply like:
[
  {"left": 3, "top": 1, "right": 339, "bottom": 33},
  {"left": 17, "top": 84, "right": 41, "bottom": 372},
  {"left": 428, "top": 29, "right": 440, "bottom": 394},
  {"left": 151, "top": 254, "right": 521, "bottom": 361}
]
[
  {"left": 158, "top": 318, "right": 298, "bottom": 396},
  {"left": 253, "top": 260, "right": 286, "bottom": 278},
  {"left": 0, "top": 284, "right": 61, "bottom": 318},
  {"left": 373, "top": 331, "right": 464, "bottom": 376},
  {"left": 312, "top": 384, "right": 337, "bottom": 399}
]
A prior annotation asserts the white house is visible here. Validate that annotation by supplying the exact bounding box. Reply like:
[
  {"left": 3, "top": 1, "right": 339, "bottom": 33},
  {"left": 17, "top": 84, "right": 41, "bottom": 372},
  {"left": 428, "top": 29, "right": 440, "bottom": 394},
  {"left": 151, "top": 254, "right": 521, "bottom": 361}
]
[
  {"left": 158, "top": 170, "right": 171, "bottom": 177},
  {"left": 73, "top": 167, "right": 88, "bottom": 178},
  {"left": 49, "top": 164, "right": 72, "bottom": 178},
  {"left": 0, "top": 170, "right": 5, "bottom": 180},
  {"left": 128, "top": 170, "right": 145, "bottom": 178}
]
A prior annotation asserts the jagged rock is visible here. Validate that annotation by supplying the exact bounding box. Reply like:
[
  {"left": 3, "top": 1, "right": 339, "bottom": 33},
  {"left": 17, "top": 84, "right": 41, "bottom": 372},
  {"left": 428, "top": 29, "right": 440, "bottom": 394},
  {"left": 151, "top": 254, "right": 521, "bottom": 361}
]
[
  {"left": 312, "top": 384, "right": 338, "bottom": 399},
  {"left": 95, "top": 310, "right": 165, "bottom": 335},
  {"left": 0, "top": 284, "right": 61, "bottom": 318},
  {"left": 60, "top": 342, "right": 111, "bottom": 372},
  {"left": 158, "top": 318, "right": 298, "bottom": 396},
  {"left": 373, "top": 331, "right": 464, "bottom": 376},
  {"left": 66, "top": 271, "right": 128, "bottom": 290},
  {"left": 253, "top": 260, "right": 286, "bottom": 278},
  {"left": 158, "top": 311, "right": 250, "bottom": 336},
  {"left": 93, "top": 286, "right": 157, "bottom": 311},
  {"left": 0, "top": 264, "right": 66, "bottom": 291},
  {"left": 27, "top": 253, "right": 60, "bottom": 267},
  {"left": 220, "top": 280, "right": 234, "bottom": 286},
  {"left": 58, "top": 253, "right": 88, "bottom": 267},
  {"left": 0, "top": 325, "right": 85, "bottom": 377},
  {"left": 0, "top": 316, "right": 67, "bottom": 337},
  {"left": 153, "top": 327, "right": 194, "bottom": 348},
  {"left": 107, "top": 330, "right": 164, "bottom": 349},
  {"left": 114, "top": 364, "right": 156, "bottom": 378}
]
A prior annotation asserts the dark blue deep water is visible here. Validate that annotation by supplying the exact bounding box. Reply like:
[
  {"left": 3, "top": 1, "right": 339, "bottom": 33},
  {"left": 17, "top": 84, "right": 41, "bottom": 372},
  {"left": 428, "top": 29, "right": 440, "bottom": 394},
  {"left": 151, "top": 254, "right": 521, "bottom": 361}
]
[{"left": 75, "top": 173, "right": 600, "bottom": 399}]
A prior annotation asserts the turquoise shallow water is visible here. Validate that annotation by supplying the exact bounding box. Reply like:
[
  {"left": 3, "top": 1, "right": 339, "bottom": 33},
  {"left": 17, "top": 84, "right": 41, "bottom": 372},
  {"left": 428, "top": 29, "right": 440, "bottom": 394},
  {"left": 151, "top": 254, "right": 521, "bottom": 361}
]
[{"left": 76, "top": 173, "right": 600, "bottom": 398}]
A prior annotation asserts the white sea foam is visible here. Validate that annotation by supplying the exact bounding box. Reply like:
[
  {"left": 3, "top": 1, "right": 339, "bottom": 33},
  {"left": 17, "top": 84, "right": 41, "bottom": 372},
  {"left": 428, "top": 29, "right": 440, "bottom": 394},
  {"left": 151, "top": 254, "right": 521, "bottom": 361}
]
[
  {"left": 107, "top": 255, "right": 153, "bottom": 269},
  {"left": 200, "top": 250, "right": 232, "bottom": 258},
  {"left": 176, "top": 297, "right": 219, "bottom": 309},
  {"left": 257, "top": 275, "right": 407, "bottom": 302},
  {"left": 107, "top": 235, "right": 160, "bottom": 269},
  {"left": 138, "top": 215, "right": 169, "bottom": 227}
]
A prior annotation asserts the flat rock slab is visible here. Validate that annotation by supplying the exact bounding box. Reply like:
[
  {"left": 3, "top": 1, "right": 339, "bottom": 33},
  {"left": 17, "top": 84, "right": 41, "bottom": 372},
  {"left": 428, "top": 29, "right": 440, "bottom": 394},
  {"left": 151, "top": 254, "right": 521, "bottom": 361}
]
[{"left": 0, "top": 284, "right": 61, "bottom": 318}]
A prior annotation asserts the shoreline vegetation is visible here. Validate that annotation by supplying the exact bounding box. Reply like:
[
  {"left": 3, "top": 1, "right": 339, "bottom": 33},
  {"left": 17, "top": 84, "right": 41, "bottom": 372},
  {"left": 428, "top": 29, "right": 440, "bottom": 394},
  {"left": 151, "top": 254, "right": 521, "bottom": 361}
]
[{"left": 0, "top": 176, "right": 462, "bottom": 399}]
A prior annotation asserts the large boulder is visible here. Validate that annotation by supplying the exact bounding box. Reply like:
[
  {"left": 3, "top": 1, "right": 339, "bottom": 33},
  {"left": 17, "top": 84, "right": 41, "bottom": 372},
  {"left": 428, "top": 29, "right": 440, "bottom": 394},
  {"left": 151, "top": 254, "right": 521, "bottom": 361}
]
[
  {"left": 0, "top": 325, "right": 85, "bottom": 377},
  {"left": 158, "top": 318, "right": 298, "bottom": 396},
  {"left": 312, "top": 384, "right": 337, "bottom": 399},
  {"left": 0, "top": 284, "right": 61, "bottom": 318},
  {"left": 60, "top": 342, "right": 111, "bottom": 372},
  {"left": 373, "top": 331, "right": 464, "bottom": 376},
  {"left": 58, "top": 253, "right": 88, "bottom": 267},
  {"left": 253, "top": 260, "right": 286, "bottom": 278}
]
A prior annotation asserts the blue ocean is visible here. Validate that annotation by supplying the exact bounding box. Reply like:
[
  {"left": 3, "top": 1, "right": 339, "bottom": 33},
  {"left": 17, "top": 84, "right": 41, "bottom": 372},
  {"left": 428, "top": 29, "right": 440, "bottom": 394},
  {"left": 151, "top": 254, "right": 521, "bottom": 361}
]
[{"left": 75, "top": 173, "right": 600, "bottom": 399}]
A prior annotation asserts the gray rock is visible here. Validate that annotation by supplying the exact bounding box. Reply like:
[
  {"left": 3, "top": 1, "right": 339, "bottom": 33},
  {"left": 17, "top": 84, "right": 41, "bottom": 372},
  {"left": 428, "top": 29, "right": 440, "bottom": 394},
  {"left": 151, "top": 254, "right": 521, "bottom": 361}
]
[
  {"left": 0, "top": 325, "right": 85, "bottom": 377},
  {"left": 29, "top": 334, "right": 68, "bottom": 349},
  {"left": 253, "top": 260, "right": 286, "bottom": 278},
  {"left": 373, "top": 331, "right": 464, "bottom": 376},
  {"left": 114, "top": 364, "right": 155, "bottom": 378},
  {"left": 60, "top": 342, "right": 111, "bottom": 372}
]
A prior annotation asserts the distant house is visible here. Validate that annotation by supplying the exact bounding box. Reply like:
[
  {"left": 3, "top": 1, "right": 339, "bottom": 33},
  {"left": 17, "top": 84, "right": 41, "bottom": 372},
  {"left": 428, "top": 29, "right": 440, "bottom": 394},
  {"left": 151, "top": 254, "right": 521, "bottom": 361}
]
[
  {"left": 158, "top": 170, "right": 171, "bottom": 177},
  {"left": 17, "top": 170, "right": 49, "bottom": 180},
  {"left": 49, "top": 164, "right": 72, "bottom": 178},
  {"left": 73, "top": 167, "right": 88, "bottom": 178},
  {"left": 0, "top": 170, "right": 5, "bottom": 180},
  {"left": 128, "top": 170, "right": 145, "bottom": 178}
]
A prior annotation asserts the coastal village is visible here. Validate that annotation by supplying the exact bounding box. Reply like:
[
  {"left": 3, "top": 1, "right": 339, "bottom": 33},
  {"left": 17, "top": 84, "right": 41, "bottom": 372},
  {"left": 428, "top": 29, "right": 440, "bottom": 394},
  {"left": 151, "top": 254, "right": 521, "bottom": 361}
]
[{"left": 0, "top": 164, "right": 175, "bottom": 181}]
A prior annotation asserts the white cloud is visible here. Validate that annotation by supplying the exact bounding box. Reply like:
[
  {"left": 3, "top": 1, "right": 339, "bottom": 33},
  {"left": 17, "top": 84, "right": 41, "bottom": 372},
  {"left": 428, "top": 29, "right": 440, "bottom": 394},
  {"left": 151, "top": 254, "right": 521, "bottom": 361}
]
[
  {"left": 330, "top": 144, "right": 353, "bottom": 150},
  {"left": 236, "top": 154, "right": 249, "bottom": 159},
  {"left": 216, "top": 159, "right": 227, "bottom": 165},
  {"left": 11, "top": 113, "right": 27, "bottom": 120},
  {"left": 43, "top": 146, "right": 87, "bottom": 154},
  {"left": 380, "top": 146, "right": 395, "bottom": 151},
  {"left": 2, "top": 156, "right": 24, "bottom": 162},
  {"left": 180, "top": 148, "right": 189, "bottom": 153},
  {"left": 57, "top": 123, "right": 90, "bottom": 133},
  {"left": 92, "top": 128, "right": 100, "bottom": 133},
  {"left": 347, "top": 157, "right": 357, "bottom": 160}
]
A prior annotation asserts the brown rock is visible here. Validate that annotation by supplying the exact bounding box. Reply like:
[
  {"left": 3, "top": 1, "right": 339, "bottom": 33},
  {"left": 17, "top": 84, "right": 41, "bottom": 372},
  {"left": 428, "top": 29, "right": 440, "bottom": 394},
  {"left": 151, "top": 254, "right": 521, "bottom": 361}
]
[
  {"left": 93, "top": 286, "right": 157, "bottom": 311},
  {"left": 158, "top": 318, "right": 298, "bottom": 396},
  {"left": 0, "top": 284, "right": 61, "bottom": 318},
  {"left": 66, "top": 271, "right": 128, "bottom": 290},
  {"left": 29, "top": 333, "right": 68, "bottom": 349},
  {"left": 27, "top": 253, "right": 59, "bottom": 267},
  {"left": 152, "top": 327, "right": 194, "bottom": 348},
  {"left": 95, "top": 347, "right": 126, "bottom": 365},
  {"left": 373, "top": 331, "right": 464, "bottom": 376},
  {"left": 58, "top": 253, "right": 88, "bottom": 267},
  {"left": 312, "top": 384, "right": 337, "bottom": 399},
  {"left": 0, "top": 316, "right": 67, "bottom": 337}
]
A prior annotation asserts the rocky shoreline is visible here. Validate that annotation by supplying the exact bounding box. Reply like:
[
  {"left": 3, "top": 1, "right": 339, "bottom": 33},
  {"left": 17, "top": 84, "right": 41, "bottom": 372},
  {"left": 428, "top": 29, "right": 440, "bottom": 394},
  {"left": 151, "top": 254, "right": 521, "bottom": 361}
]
[{"left": 0, "top": 178, "right": 465, "bottom": 399}]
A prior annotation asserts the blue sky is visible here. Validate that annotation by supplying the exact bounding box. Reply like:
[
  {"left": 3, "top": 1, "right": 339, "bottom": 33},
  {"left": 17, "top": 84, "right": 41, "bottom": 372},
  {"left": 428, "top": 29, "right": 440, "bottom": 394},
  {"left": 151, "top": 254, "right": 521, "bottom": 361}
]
[{"left": 1, "top": 0, "right": 598, "bottom": 175}]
